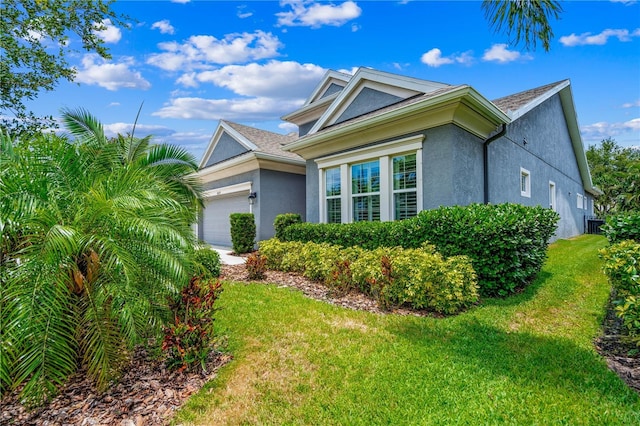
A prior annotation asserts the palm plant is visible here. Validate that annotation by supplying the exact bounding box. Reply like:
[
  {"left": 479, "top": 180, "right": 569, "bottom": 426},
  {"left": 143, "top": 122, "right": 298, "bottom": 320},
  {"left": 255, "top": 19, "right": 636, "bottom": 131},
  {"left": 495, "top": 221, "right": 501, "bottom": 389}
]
[
  {"left": 0, "top": 110, "right": 202, "bottom": 405},
  {"left": 482, "top": 0, "right": 563, "bottom": 52}
]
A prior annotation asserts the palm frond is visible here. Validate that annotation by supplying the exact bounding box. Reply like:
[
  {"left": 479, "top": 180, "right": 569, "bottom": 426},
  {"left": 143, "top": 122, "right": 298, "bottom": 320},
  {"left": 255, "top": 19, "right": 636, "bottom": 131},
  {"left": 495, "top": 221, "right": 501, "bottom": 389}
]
[{"left": 61, "top": 107, "right": 106, "bottom": 147}]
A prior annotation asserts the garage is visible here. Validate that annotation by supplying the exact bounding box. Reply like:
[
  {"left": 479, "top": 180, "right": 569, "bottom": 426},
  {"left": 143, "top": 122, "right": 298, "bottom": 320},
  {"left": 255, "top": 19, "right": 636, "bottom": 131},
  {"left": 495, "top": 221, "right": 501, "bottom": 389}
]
[{"left": 201, "top": 185, "right": 251, "bottom": 247}]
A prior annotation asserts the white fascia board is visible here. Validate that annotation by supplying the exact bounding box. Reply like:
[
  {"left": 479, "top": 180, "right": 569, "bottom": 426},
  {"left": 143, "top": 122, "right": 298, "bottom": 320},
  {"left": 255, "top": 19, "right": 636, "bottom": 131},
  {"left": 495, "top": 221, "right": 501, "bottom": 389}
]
[
  {"left": 197, "top": 151, "right": 257, "bottom": 181},
  {"left": 254, "top": 151, "right": 306, "bottom": 166},
  {"left": 281, "top": 92, "right": 339, "bottom": 124},
  {"left": 220, "top": 121, "right": 259, "bottom": 151},
  {"left": 202, "top": 181, "right": 252, "bottom": 199},
  {"left": 198, "top": 120, "right": 224, "bottom": 169},
  {"left": 197, "top": 121, "right": 259, "bottom": 169},
  {"left": 285, "top": 86, "right": 510, "bottom": 154},
  {"left": 304, "top": 70, "right": 352, "bottom": 106},
  {"left": 308, "top": 68, "right": 452, "bottom": 135}
]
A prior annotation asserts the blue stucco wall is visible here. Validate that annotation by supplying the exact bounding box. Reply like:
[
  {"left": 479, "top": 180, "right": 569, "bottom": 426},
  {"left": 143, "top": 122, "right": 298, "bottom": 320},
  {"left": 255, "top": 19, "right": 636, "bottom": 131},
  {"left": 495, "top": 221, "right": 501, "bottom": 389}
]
[
  {"left": 204, "top": 131, "right": 249, "bottom": 167},
  {"left": 487, "top": 94, "right": 592, "bottom": 240},
  {"left": 335, "top": 88, "right": 403, "bottom": 124},
  {"left": 321, "top": 82, "right": 344, "bottom": 99},
  {"left": 299, "top": 120, "right": 317, "bottom": 137},
  {"left": 257, "top": 169, "right": 306, "bottom": 241}
]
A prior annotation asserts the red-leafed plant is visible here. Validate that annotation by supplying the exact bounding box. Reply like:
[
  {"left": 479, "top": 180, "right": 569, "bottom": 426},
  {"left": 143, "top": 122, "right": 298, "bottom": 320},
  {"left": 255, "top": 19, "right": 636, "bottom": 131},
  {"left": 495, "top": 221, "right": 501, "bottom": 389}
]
[{"left": 162, "top": 277, "right": 223, "bottom": 372}]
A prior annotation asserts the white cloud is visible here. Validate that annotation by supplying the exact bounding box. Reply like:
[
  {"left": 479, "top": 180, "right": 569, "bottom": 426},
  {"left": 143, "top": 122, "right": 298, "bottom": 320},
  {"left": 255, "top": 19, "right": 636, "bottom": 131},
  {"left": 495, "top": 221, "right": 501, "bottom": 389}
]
[
  {"left": 108, "top": 102, "right": 120, "bottom": 107},
  {"left": 482, "top": 44, "right": 529, "bottom": 63},
  {"left": 151, "top": 20, "right": 175, "bottom": 35},
  {"left": 178, "top": 60, "right": 326, "bottom": 98},
  {"left": 74, "top": 54, "right": 151, "bottom": 91},
  {"left": 581, "top": 117, "right": 640, "bottom": 141},
  {"left": 237, "top": 5, "right": 253, "bottom": 18},
  {"left": 103, "top": 122, "right": 175, "bottom": 138},
  {"left": 146, "top": 31, "right": 282, "bottom": 71},
  {"left": 171, "top": 0, "right": 190, "bottom": 3},
  {"left": 93, "top": 19, "right": 121, "bottom": 44},
  {"left": 153, "top": 96, "right": 304, "bottom": 121},
  {"left": 337, "top": 66, "right": 359, "bottom": 75},
  {"left": 351, "top": 23, "right": 361, "bottom": 32},
  {"left": 276, "top": 0, "right": 362, "bottom": 28},
  {"left": 610, "top": 0, "right": 637, "bottom": 5},
  {"left": 622, "top": 100, "right": 640, "bottom": 108},
  {"left": 278, "top": 122, "right": 299, "bottom": 134},
  {"left": 421, "top": 48, "right": 473, "bottom": 67},
  {"left": 560, "top": 28, "right": 640, "bottom": 46}
]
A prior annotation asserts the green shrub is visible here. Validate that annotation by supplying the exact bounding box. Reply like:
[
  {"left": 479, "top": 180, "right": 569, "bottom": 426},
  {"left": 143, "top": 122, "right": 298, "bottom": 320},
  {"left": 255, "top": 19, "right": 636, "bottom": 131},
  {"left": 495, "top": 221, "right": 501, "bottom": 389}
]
[
  {"left": 259, "top": 239, "right": 478, "bottom": 314},
  {"left": 163, "top": 277, "right": 223, "bottom": 372},
  {"left": 281, "top": 203, "right": 558, "bottom": 297},
  {"left": 274, "top": 213, "right": 302, "bottom": 240},
  {"left": 192, "top": 246, "right": 221, "bottom": 278},
  {"left": 602, "top": 213, "right": 640, "bottom": 244},
  {"left": 230, "top": 213, "right": 256, "bottom": 254},
  {"left": 600, "top": 240, "right": 640, "bottom": 345}
]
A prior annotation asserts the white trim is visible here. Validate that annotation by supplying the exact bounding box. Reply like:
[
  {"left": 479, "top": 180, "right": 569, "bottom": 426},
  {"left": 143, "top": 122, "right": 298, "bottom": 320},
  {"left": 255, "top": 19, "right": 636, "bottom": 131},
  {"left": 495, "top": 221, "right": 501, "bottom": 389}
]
[
  {"left": 315, "top": 134, "right": 424, "bottom": 169},
  {"left": 520, "top": 168, "right": 531, "bottom": 198},
  {"left": 549, "top": 181, "right": 556, "bottom": 211},
  {"left": 202, "top": 181, "right": 252, "bottom": 199}
]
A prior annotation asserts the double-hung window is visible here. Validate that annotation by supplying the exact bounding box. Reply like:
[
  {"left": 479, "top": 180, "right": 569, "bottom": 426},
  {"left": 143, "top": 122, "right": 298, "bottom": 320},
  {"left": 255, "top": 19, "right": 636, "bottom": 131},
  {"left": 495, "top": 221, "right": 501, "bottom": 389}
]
[
  {"left": 316, "top": 135, "right": 423, "bottom": 223},
  {"left": 520, "top": 168, "right": 531, "bottom": 198}
]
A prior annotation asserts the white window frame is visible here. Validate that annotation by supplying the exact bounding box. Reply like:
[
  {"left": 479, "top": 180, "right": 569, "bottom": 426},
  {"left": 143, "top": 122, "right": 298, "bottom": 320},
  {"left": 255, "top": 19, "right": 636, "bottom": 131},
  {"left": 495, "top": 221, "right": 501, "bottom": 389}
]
[
  {"left": 583, "top": 194, "right": 588, "bottom": 210},
  {"left": 520, "top": 168, "right": 531, "bottom": 198},
  {"left": 577, "top": 193, "right": 583, "bottom": 209},
  {"left": 549, "top": 181, "right": 556, "bottom": 211},
  {"left": 316, "top": 135, "right": 424, "bottom": 223}
]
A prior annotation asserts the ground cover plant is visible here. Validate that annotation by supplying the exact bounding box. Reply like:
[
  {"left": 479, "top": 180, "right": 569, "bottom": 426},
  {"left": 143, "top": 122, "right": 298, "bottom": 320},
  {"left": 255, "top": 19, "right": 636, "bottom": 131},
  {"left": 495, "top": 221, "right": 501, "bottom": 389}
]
[{"left": 173, "top": 235, "right": 640, "bottom": 424}]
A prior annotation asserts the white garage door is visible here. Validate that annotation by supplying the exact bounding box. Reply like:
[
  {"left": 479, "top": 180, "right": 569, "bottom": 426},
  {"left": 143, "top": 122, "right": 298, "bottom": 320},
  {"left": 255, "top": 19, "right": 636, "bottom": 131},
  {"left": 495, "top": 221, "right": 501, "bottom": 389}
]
[{"left": 202, "top": 193, "right": 250, "bottom": 247}]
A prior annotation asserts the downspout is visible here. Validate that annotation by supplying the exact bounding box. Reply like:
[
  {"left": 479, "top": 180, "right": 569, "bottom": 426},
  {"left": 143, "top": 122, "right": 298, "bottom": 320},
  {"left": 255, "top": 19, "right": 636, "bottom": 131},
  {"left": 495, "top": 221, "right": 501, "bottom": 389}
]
[{"left": 483, "top": 124, "right": 506, "bottom": 204}]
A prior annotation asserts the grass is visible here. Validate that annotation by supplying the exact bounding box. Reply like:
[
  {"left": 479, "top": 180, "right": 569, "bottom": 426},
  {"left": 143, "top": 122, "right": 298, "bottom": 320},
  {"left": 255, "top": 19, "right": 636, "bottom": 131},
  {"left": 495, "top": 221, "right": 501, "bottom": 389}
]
[{"left": 174, "top": 235, "right": 640, "bottom": 425}]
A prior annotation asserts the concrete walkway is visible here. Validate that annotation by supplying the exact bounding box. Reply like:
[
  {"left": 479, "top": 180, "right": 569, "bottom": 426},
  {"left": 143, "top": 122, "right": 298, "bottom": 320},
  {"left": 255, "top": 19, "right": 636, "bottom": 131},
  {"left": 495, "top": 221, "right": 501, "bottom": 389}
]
[{"left": 211, "top": 246, "right": 246, "bottom": 265}]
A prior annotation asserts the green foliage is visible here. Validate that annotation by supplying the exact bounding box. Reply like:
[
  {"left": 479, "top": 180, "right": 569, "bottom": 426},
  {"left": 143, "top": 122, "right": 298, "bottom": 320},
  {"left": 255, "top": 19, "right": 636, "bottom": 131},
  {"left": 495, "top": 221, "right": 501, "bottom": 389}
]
[
  {"left": 229, "top": 213, "right": 256, "bottom": 254},
  {"left": 192, "top": 247, "right": 221, "bottom": 279},
  {"left": 245, "top": 253, "right": 267, "bottom": 281},
  {"left": 587, "top": 138, "right": 640, "bottom": 217},
  {"left": 481, "top": 0, "right": 562, "bottom": 52},
  {"left": 274, "top": 213, "right": 302, "bottom": 240},
  {"left": 259, "top": 239, "right": 478, "bottom": 314},
  {"left": 282, "top": 203, "right": 559, "bottom": 297},
  {"left": 162, "top": 277, "right": 223, "bottom": 372},
  {"left": 0, "top": 109, "right": 201, "bottom": 405},
  {"left": 1, "top": 0, "right": 128, "bottom": 135},
  {"left": 602, "top": 213, "right": 640, "bottom": 244},
  {"left": 600, "top": 240, "right": 640, "bottom": 345}
]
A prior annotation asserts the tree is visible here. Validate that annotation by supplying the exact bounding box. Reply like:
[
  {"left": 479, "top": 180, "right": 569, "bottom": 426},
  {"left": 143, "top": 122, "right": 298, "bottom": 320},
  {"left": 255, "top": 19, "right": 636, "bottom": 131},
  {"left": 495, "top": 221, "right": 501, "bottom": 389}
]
[
  {"left": 0, "top": 0, "right": 127, "bottom": 135},
  {"left": 482, "top": 0, "right": 563, "bottom": 52},
  {"left": 0, "top": 110, "right": 202, "bottom": 405},
  {"left": 586, "top": 138, "right": 640, "bottom": 217}
]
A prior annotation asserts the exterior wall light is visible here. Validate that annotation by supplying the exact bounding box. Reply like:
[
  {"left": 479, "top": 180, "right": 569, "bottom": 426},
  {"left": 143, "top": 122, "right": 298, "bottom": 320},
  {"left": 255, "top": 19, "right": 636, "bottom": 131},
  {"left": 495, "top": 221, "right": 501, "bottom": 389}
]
[{"left": 248, "top": 192, "right": 257, "bottom": 205}]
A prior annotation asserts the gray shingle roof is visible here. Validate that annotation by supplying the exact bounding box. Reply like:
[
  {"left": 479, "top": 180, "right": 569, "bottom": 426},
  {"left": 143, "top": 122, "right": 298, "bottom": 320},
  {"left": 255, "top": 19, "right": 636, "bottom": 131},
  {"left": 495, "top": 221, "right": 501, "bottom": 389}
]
[
  {"left": 492, "top": 80, "right": 568, "bottom": 115},
  {"left": 223, "top": 120, "right": 302, "bottom": 161}
]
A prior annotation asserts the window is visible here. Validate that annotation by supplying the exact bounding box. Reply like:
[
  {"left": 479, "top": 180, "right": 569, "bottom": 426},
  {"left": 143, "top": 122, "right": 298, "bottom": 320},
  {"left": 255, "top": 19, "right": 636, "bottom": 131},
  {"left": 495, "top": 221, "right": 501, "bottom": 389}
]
[
  {"left": 520, "top": 168, "right": 531, "bottom": 198},
  {"left": 315, "top": 135, "right": 424, "bottom": 223},
  {"left": 352, "top": 160, "right": 380, "bottom": 221},
  {"left": 393, "top": 153, "right": 417, "bottom": 220},
  {"left": 325, "top": 167, "right": 341, "bottom": 223},
  {"left": 583, "top": 195, "right": 588, "bottom": 210},
  {"left": 577, "top": 193, "right": 583, "bottom": 209},
  {"left": 549, "top": 181, "right": 556, "bottom": 211}
]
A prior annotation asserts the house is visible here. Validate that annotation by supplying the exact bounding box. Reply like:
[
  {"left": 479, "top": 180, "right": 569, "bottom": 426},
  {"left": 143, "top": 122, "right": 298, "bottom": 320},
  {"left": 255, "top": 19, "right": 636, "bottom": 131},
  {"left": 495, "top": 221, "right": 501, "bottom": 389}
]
[
  {"left": 195, "top": 120, "right": 306, "bottom": 246},
  {"left": 280, "top": 67, "right": 599, "bottom": 240}
]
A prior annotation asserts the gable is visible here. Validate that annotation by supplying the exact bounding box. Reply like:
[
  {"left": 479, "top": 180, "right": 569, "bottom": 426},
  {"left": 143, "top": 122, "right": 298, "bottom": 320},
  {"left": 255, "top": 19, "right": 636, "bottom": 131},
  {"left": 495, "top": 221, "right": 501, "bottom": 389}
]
[
  {"left": 334, "top": 87, "right": 403, "bottom": 125},
  {"left": 319, "top": 82, "right": 345, "bottom": 100},
  {"left": 204, "top": 131, "right": 250, "bottom": 168}
]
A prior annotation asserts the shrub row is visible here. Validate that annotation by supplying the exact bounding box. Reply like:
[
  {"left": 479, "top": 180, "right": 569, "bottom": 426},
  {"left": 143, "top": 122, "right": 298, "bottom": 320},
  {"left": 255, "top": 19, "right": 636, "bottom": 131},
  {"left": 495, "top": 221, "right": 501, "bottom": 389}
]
[
  {"left": 258, "top": 239, "right": 478, "bottom": 314},
  {"left": 602, "top": 213, "right": 640, "bottom": 244},
  {"left": 600, "top": 240, "right": 640, "bottom": 346},
  {"left": 280, "top": 203, "right": 559, "bottom": 296}
]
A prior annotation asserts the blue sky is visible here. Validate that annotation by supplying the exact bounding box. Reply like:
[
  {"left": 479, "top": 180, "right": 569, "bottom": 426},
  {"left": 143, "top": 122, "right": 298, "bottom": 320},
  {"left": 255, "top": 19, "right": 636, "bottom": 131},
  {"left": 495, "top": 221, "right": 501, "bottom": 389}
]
[{"left": 25, "top": 0, "right": 640, "bottom": 160}]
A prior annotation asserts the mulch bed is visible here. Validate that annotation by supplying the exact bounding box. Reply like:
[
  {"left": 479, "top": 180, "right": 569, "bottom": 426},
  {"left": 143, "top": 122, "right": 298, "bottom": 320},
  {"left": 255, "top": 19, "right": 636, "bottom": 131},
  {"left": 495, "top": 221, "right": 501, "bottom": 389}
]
[{"left": 2, "top": 264, "right": 638, "bottom": 425}]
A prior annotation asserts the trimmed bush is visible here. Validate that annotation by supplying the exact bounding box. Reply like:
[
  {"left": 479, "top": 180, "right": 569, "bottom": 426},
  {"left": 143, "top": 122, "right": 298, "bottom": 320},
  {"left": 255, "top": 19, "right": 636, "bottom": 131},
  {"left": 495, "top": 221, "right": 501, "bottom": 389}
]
[
  {"left": 274, "top": 213, "right": 303, "bottom": 240},
  {"left": 600, "top": 240, "right": 640, "bottom": 345},
  {"left": 192, "top": 246, "right": 221, "bottom": 279},
  {"left": 230, "top": 213, "right": 256, "bottom": 254},
  {"left": 259, "top": 239, "right": 478, "bottom": 314},
  {"left": 281, "top": 203, "right": 559, "bottom": 297},
  {"left": 602, "top": 213, "right": 640, "bottom": 244}
]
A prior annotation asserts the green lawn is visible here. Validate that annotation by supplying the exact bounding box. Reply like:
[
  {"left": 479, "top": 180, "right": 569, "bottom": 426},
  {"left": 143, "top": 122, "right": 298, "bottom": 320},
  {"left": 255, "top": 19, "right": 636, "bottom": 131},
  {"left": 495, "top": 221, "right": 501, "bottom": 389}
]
[{"left": 174, "top": 235, "right": 640, "bottom": 425}]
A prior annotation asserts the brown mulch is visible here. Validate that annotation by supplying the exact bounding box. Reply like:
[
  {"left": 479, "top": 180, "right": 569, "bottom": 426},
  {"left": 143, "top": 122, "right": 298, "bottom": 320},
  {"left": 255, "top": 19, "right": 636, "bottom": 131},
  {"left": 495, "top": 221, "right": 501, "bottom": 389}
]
[{"left": 3, "top": 264, "right": 639, "bottom": 425}]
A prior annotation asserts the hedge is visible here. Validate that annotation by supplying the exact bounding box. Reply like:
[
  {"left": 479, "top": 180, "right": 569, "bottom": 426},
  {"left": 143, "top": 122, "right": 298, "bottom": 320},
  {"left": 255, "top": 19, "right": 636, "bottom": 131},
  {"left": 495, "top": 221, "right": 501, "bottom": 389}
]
[
  {"left": 600, "top": 240, "right": 640, "bottom": 345},
  {"left": 602, "top": 213, "right": 640, "bottom": 244},
  {"left": 280, "top": 203, "right": 559, "bottom": 297},
  {"left": 258, "top": 239, "right": 478, "bottom": 314},
  {"left": 230, "top": 213, "right": 256, "bottom": 254},
  {"left": 274, "top": 213, "right": 302, "bottom": 240}
]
